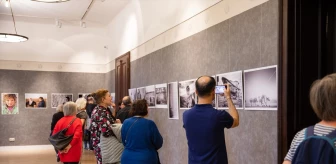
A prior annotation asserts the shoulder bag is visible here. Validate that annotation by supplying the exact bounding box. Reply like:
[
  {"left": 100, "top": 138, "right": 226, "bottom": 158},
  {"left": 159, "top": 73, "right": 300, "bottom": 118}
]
[{"left": 48, "top": 117, "right": 77, "bottom": 150}]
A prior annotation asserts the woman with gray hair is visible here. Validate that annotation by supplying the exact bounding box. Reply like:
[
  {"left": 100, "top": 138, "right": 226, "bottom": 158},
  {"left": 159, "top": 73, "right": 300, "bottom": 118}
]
[
  {"left": 52, "top": 102, "right": 83, "bottom": 164},
  {"left": 76, "top": 98, "right": 88, "bottom": 126},
  {"left": 75, "top": 97, "right": 89, "bottom": 152},
  {"left": 283, "top": 73, "right": 336, "bottom": 164}
]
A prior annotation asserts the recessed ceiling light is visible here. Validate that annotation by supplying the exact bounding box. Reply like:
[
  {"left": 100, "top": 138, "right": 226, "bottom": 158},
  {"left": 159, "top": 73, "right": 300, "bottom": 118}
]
[{"left": 31, "top": 0, "right": 70, "bottom": 3}]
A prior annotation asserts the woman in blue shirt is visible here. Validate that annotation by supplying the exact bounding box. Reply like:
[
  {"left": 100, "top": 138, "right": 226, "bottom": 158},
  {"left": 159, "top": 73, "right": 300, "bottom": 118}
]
[{"left": 121, "top": 99, "right": 163, "bottom": 164}]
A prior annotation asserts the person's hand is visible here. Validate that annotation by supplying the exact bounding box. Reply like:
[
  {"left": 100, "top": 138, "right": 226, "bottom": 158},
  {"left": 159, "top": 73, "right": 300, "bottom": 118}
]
[
  {"left": 223, "top": 83, "right": 231, "bottom": 99},
  {"left": 111, "top": 103, "right": 116, "bottom": 108},
  {"left": 60, "top": 144, "right": 71, "bottom": 154},
  {"left": 115, "top": 119, "right": 121, "bottom": 124}
]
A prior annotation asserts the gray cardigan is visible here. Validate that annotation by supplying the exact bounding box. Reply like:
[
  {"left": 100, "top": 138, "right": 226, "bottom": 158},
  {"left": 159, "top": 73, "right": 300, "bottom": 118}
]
[{"left": 100, "top": 124, "right": 124, "bottom": 164}]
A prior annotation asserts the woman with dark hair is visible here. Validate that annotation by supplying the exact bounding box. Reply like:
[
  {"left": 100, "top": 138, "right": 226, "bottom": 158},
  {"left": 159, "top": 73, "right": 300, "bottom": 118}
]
[
  {"left": 90, "top": 89, "right": 121, "bottom": 164},
  {"left": 121, "top": 99, "right": 163, "bottom": 164}
]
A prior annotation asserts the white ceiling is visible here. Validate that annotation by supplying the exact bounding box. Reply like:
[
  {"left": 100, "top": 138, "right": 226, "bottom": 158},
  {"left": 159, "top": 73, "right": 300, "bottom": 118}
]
[
  {"left": 0, "top": 0, "right": 129, "bottom": 25},
  {"left": 0, "top": 0, "right": 130, "bottom": 65}
]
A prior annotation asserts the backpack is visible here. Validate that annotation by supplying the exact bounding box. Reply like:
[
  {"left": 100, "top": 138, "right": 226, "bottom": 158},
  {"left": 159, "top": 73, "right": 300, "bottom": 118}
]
[{"left": 292, "top": 125, "right": 336, "bottom": 164}]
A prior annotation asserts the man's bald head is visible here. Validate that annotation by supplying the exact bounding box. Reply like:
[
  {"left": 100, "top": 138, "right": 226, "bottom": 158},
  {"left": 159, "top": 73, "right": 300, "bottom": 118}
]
[
  {"left": 122, "top": 96, "right": 132, "bottom": 106},
  {"left": 196, "top": 76, "right": 216, "bottom": 97}
]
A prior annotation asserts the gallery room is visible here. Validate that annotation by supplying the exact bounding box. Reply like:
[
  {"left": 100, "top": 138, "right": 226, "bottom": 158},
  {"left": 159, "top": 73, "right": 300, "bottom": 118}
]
[{"left": 0, "top": 0, "right": 335, "bottom": 164}]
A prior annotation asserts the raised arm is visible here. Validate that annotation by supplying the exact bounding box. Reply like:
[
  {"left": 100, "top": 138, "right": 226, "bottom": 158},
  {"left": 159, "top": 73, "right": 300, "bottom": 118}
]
[{"left": 224, "top": 83, "right": 239, "bottom": 128}]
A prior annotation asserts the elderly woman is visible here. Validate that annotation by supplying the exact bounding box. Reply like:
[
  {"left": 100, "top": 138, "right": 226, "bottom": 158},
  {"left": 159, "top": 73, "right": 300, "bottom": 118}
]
[
  {"left": 121, "top": 99, "right": 163, "bottom": 164},
  {"left": 283, "top": 73, "right": 336, "bottom": 163},
  {"left": 76, "top": 98, "right": 88, "bottom": 127},
  {"left": 90, "top": 89, "right": 121, "bottom": 164},
  {"left": 52, "top": 102, "right": 83, "bottom": 164}
]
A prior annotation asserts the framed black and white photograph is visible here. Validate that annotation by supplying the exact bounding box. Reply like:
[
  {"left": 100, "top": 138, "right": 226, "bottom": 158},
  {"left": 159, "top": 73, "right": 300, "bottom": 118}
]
[
  {"left": 168, "top": 82, "right": 179, "bottom": 119},
  {"left": 244, "top": 65, "right": 277, "bottom": 110},
  {"left": 216, "top": 71, "right": 243, "bottom": 109},
  {"left": 78, "top": 93, "right": 90, "bottom": 100},
  {"left": 155, "top": 83, "right": 168, "bottom": 108},
  {"left": 136, "top": 87, "right": 146, "bottom": 100},
  {"left": 1, "top": 93, "right": 19, "bottom": 115},
  {"left": 145, "top": 85, "right": 156, "bottom": 108},
  {"left": 179, "top": 79, "right": 196, "bottom": 109},
  {"left": 51, "top": 93, "right": 73, "bottom": 108},
  {"left": 128, "top": 88, "right": 137, "bottom": 102},
  {"left": 25, "top": 93, "right": 47, "bottom": 109}
]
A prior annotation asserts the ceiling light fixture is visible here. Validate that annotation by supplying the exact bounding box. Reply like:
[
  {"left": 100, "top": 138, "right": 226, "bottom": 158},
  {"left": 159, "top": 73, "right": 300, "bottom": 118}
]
[
  {"left": 4, "top": 0, "right": 9, "bottom": 7},
  {"left": 0, "top": 0, "right": 28, "bottom": 43},
  {"left": 31, "top": 0, "right": 70, "bottom": 3}
]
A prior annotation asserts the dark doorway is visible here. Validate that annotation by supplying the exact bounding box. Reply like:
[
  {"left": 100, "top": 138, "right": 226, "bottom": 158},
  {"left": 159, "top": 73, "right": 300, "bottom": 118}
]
[
  {"left": 279, "top": 0, "right": 336, "bottom": 163},
  {"left": 115, "top": 52, "right": 130, "bottom": 114}
]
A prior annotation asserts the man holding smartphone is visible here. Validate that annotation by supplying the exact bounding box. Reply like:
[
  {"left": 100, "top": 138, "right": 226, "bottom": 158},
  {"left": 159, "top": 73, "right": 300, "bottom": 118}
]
[{"left": 183, "top": 76, "right": 239, "bottom": 164}]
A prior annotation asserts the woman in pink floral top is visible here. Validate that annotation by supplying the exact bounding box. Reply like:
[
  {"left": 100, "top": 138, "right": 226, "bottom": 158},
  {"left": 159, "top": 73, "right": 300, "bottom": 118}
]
[{"left": 90, "top": 89, "right": 120, "bottom": 164}]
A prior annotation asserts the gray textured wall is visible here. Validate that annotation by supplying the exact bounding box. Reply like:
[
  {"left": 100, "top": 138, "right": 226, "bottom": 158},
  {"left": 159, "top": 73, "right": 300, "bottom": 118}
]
[
  {"left": 130, "top": 0, "right": 278, "bottom": 164},
  {"left": 105, "top": 69, "right": 116, "bottom": 93},
  {"left": 0, "top": 70, "right": 105, "bottom": 146}
]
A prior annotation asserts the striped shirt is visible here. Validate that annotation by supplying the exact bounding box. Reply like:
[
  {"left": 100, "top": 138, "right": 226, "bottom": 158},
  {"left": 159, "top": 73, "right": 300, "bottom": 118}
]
[{"left": 284, "top": 124, "right": 336, "bottom": 161}]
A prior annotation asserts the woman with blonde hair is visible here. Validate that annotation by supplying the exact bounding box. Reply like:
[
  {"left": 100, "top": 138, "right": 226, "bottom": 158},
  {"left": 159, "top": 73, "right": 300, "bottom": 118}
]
[{"left": 76, "top": 98, "right": 88, "bottom": 127}]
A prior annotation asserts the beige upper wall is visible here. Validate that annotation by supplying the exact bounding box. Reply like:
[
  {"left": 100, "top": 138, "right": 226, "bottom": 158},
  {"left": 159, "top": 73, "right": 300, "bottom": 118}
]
[{"left": 0, "top": 0, "right": 269, "bottom": 73}]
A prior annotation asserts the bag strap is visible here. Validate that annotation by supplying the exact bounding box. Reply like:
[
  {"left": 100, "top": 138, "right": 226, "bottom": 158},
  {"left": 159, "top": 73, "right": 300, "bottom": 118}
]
[
  {"left": 305, "top": 126, "right": 315, "bottom": 138},
  {"left": 124, "top": 117, "right": 140, "bottom": 143},
  {"left": 65, "top": 117, "right": 77, "bottom": 129},
  {"left": 76, "top": 110, "right": 85, "bottom": 116},
  {"left": 326, "top": 128, "right": 336, "bottom": 138},
  {"left": 305, "top": 125, "right": 336, "bottom": 139}
]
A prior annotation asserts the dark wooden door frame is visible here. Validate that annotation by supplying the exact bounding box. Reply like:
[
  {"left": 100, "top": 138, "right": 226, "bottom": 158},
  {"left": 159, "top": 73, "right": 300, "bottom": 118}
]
[
  {"left": 278, "top": 0, "right": 287, "bottom": 162},
  {"left": 278, "top": 0, "right": 336, "bottom": 163},
  {"left": 115, "top": 52, "right": 130, "bottom": 114}
]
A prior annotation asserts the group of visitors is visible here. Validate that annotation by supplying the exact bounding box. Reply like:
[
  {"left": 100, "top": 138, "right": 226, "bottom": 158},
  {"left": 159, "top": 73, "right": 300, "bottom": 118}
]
[
  {"left": 49, "top": 73, "right": 336, "bottom": 164},
  {"left": 50, "top": 89, "right": 163, "bottom": 164}
]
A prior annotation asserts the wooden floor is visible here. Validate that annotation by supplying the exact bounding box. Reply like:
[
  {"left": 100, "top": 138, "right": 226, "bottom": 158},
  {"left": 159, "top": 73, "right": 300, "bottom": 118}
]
[{"left": 0, "top": 145, "right": 96, "bottom": 164}]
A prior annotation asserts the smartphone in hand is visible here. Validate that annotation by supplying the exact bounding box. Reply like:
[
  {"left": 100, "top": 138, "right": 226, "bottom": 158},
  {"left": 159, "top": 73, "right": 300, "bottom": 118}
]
[{"left": 215, "top": 85, "right": 226, "bottom": 94}]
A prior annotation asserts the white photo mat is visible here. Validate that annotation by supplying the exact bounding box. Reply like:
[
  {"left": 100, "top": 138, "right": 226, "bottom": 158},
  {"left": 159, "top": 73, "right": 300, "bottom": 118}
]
[
  {"left": 145, "top": 85, "right": 156, "bottom": 108},
  {"left": 128, "top": 88, "right": 137, "bottom": 102},
  {"left": 155, "top": 83, "right": 168, "bottom": 108},
  {"left": 1, "top": 93, "right": 19, "bottom": 115},
  {"left": 136, "top": 87, "right": 146, "bottom": 100},
  {"left": 25, "top": 93, "right": 47, "bottom": 109},
  {"left": 216, "top": 71, "right": 244, "bottom": 110},
  {"left": 51, "top": 93, "right": 73, "bottom": 108},
  {"left": 168, "top": 82, "right": 179, "bottom": 119},
  {"left": 244, "top": 65, "right": 278, "bottom": 110},
  {"left": 178, "top": 79, "right": 196, "bottom": 109}
]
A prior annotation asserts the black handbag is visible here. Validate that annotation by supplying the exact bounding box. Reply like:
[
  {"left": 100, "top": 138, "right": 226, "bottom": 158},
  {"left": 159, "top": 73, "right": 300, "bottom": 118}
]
[{"left": 49, "top": 117, "right": 76, "bottom": 151}]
